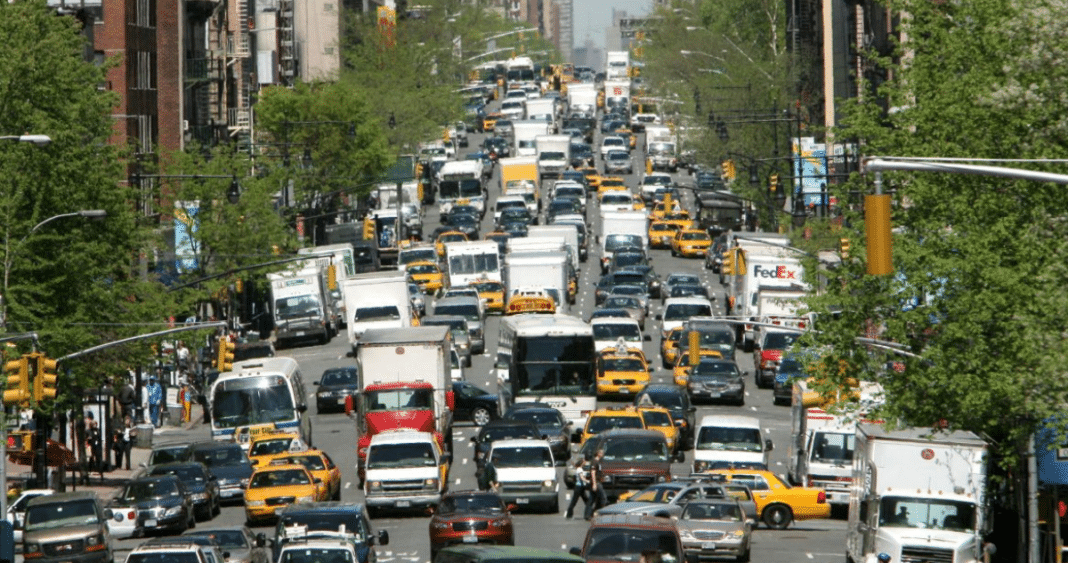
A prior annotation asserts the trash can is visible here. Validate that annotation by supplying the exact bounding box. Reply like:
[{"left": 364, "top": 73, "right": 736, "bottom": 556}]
[{"left": 135, "top": 424, "right": 154, "bottom": 449}]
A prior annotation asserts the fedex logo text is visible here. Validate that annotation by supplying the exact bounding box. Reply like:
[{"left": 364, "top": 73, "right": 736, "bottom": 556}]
[{"left": 753, "top": 265, "right": 797, "bottom": 279}]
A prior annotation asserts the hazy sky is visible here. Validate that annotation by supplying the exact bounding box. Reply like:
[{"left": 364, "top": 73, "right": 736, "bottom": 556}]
[{"left": 572, "top": 0, "right": 652, "bottom": 52}]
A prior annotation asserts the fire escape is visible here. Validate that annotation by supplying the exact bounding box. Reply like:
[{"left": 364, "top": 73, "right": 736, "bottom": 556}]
[
  {"left": 227, "top": 0, "right": 252, "bottom": 146},
  {"left": 278, "top": 0, "right": 296, "bottom": 85}
]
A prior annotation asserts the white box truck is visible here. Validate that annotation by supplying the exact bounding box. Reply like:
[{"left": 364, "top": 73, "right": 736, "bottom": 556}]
[
  {"left": 847, "top": 424, "right": 990, "bottom": 563},
  {"left": 267, "top": 265, "right": 332, "bottom": 348},
  {"left": 567, "top": 83, "right": 598, "bottom": 118},
  {"left": 535, "top": 134, "right": 572, "bottom": 181},
  {"left": 343, "top": 271, "right": 412, "bottom": 353},
  {"left": 527, "top": 225, "right": 580, "bottom": 270},
  {"left": 298, "top": 244, "right": 356, "bottom": 327},
  {"left": 787, "top": 380, "right": 884, "bottom": 508},
  {"left": 525, "top": 98, "right": 557, "bottom": 131},
  {"left": 605, "top": 51, "right": 630, "bottom": 80},
  {"left": 728, "top": 244, "right": 805, "bottom": 348},
  {"left": 503, "top": 251, "right": 570, "bottom": 313},
  {"left": 512, "top": 120, "right": 551, "bottom": 157}
]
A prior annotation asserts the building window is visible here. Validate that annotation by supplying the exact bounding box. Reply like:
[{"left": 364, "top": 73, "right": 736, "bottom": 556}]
[
  {"left": 324, "top": 47, "right": 333, "bottom": 55},
  {"left": 322, "top": 3, "right": 332, "bottom": 10},
  {"left": 136, "top": 0, "right": 151, "bottom": 27}
]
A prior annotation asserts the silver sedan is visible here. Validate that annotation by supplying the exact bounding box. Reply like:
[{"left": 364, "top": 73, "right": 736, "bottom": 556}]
[
  {"left": 601, "top": 295, "right": 647, "bottom": 329},
  {"left": 675, "top": 498, "right": 754, "bottom": 562}
]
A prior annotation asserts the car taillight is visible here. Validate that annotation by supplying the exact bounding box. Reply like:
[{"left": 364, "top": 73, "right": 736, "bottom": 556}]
[{"left": 817, "top": 490, "right": 827, "bottom": 504}]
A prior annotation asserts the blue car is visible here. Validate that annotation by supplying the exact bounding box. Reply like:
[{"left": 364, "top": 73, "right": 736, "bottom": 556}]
[{"left": 774, "top": 354, "right": 808, "bottom": 405}]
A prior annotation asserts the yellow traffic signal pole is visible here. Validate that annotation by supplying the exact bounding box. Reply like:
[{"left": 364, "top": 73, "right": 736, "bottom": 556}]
[{"left": 0, "top": 331, "right": 38, "bottom": 515}]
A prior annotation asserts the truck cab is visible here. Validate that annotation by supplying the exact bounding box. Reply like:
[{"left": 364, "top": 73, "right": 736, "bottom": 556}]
[{"left": 363, "top": 430, "right": 449, "bottom": 514}]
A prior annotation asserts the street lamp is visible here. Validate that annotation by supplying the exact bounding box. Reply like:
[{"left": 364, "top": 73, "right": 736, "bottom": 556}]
[
  {"left": 0, "top": 135, "right": 52, "bottom": 147},
  {"left": 680, "top": 50, "right": 727, "bottom": 63}
]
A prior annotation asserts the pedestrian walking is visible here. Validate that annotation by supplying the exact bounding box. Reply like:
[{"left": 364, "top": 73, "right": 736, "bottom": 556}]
[
  {"left": 147, "top": 376, "right": 163, "bottom": 428},
  {"left": 112, "top": 415, "right": 135, "bottom": 470},
  {"left": 115, "top": 377, "right": 136, "bottom": 420},
  {"left": 585, "top": 448, "right": 608, "bottom": 520},
  {"left": 565, "top": 455, "right": 591, "bottom": 519},
  {"left": 84, "top": 411, "right": 101, "bottom": 472},
  {"left": 178, "top": 378, "right": 193, "bottom": 423},
  {"left": 176, "top": 341, "right": 191, "bottom": 376}
]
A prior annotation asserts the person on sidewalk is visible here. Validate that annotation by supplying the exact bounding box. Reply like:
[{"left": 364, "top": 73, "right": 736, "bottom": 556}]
[
  {"left": 85, "top": 411, "right": 101, "bottom": 474},
  {"left": 565, "top": 455, "right": 591, "bottom": 519},
  {"left": 147, "top": 376, "right": 163, "bottom": 428},
  {"left": 115, "top": 377, "right": 136, "bottom": 421},
  {"left": 584, "top": 448, "right": 608, "bottom": 520},
  {"left": 113, "top": 415, "right": 135, "bottom": 470},
  {"left": 178, "top": 379, "right": 193, "bottom": 423}
]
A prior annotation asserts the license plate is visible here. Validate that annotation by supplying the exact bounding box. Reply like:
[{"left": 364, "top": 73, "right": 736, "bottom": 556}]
[
  {"left": 275, "top": 507, "right": 285, "bottom": 514},
  {"left": 709, "top": 393, "right": 721, "bottom": 399},
  {"left": 145, "top": 519, "right": 157, "bottom": 527},
  {"left": 620, "top": 388, "right": 630, "bottom": 393},
  {"left": 396, "top": 500, "right": 411, "bottom": 507},
  {"left": 516, "top": 498, "right": 529, "bottom": 504},
  {"left": 462, "top": 535, "right": 478, "bottom": 543},
  {"left": 337, "top": 398, "right": 346, "bottom": 405},
  {"left": 702, "top": 542, "right": 716, "bottom": 550},
  {"left": 295, "top": 331, "right": 305, "bottom": 336}
]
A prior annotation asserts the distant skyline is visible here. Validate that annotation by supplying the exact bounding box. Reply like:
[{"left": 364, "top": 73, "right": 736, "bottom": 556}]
[{"left": 571, "top": 0, "right": 652, "bottom": 55}]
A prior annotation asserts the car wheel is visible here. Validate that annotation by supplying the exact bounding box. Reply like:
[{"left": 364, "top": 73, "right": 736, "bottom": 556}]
[
  {"left": 548, "top": 496, "right": 560, "bottom": 514},
  {"left": 762, "top": 504, "right": 793, "bottom": 529},
  {"left": 472, "top": 407, "right": 492, "bottom": 426}
]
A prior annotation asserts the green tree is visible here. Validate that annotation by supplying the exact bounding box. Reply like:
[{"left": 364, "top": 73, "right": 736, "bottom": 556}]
[{"left": 804, "top": 0, "right": 1068, "bottom": 466}]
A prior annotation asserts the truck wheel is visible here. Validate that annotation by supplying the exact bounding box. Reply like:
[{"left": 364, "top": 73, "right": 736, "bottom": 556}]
[
  {"left": 472, "top": 407, "right": 492, "bottom": 426},
  {"left": 762, "top": 504, "right": 792, "bottom": 529}
]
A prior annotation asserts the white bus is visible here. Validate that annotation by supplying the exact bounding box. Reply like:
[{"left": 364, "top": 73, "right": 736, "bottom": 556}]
[
  {"left": 437, "top": 160, "right": 485, "bottom": 216},
  {"left": 209, "top": 357, "right": 313, "bottom": 449},
  {"left": 444, "top": 240, "right": 502, "bottom": 288},
  {"left": 497, "top": 314, "right": 596, "bottom": 428}
]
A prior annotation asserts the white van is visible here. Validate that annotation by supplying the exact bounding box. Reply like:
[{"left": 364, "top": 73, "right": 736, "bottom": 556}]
[
  {"left": 692, "top": 414, "right": 772, "bottom": 473},
  {"left": 591, "top": 317, "right": 642, "bottom": 352}
]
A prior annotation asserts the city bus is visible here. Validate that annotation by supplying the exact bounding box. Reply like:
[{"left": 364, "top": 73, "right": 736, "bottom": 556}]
[
  {"left": 497, "top": 314, "right": 596, "bottom": 428},
  {"left": 209, "top": 357, "right": 313, "bottom": 449}
]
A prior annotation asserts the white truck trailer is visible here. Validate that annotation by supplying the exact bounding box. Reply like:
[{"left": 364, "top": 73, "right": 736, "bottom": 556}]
[
  {"left": 599, "top": 210, "right": 649, "bottom": 274},
  {"left": 846, "top": 424, "right": 990, "bottom": 563},
  {"left": 512, "top": 120, "right": 551, "bottom": 157},
  {"left": 267, "top": 265, "right": 332, "bottom": 348},
  {"left": 534, "top": 134, "right": 572, "bottom": 182},
  {"left": 503, "top": 251, "right": 570, "bottom": 314}
]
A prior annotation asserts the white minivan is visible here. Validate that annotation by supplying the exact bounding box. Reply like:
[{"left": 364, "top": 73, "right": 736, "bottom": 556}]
[
  {"left": 692, "top": 414, "right": 773, "bottom": 473},
  {"left": 591, "top": 317, "right": 643, "bottom": 352}
]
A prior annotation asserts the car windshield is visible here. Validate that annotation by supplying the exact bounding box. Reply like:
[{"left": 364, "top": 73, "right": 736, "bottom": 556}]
[
  {"left": 692, "top": 361, "right": 740, "bottom": 377},
  {"left": 150, "top": 466, "right": 205, "bottom": 483},
  {"left": 283, "top": 454, "right": 327, "bottom": 471},
  {"left": 585, "top": 528, "right": 681, "bottom": 561},
  {"left": 683, "top": 502, "right": 743, "bottom": 521},
  {"left": 434, "top": 304, "right": 479, "bottom": 321},
  {"left": 593, "top": 323, "right": 640, "bottom": 341},
  {"left": 186, "top": 531, "right": 248, "bottom": 549},
  {"left": 193, "top": 446, "right": 246, "bottom": 467},
  {"left": 320, "top": 369, "right": 358, "bottom": 386},
  {"left": 439, "top": 494, "right": 505, "bottom": 514},
  {"left": 602, "top": 439, "right": 668, "bottom": 462},
  {"left": 604, "top": 297, "right": 640, "bottom": 309},
  {"left": 490, "top": 446, "right": 553, "bottom": 468},
  {"left": 280, "top": 548, "right": 354, "bottom": 563},
  {"left": 472, "top": 281, "right": 504, "bottom": 293},
  {"left": 637, "top": 391, "right": 685, "bottom": 410},
  {"left": 408, "top": 264, "right": 438, "bottom": 275},
  {"left": 641, "top": 411, "right": 672, "bottom": 428},
  {"left": 681, "top": 231, "right": 710, "bottom": 241},
  {"left": 670, "top": 286, "right": 708, "bottom": 298},
  {"left": 364, "top": 388, "right": 432, "bottom": 411},
  {"left": 24, "top": 501, "right": 100, "bottom": 530},
  {"left": 480, "top": 425, "right": 537, "bottom": 442},
  {"left": 664, "top": 303, "right": 711, "bottom": 320},
  {"left": 275, "top": 295, "right": 321, "bottom": 320},
  {"left": 764, "top": 332, "right": 799, "bottom": 349},
  {"left": 354, "top": 306, "right": 400, "bottom": 322},
  {"left": 587, "top": 416, "right": 644, "bottom": 434},
  {"left": 697, "top": 427, "right": 763, "bottom": 452},
  {"left": 121, "top": 480, "right": 182, "bottom": 500},
  {"left": 278, "top": 512, "right": 368, "bottom": 540},
  {"left": 366, "top": 443, "right": 437, "bottom": 469},
  {"left": 250, "top": 438, "right": 293, "bottom": 456},
  {"left": 602, "top": 358, "right": 646, "bottom": 372},
  {"left": 879, "top": 497, "right": 977, "bottom": 532},
  {"left": 249, "top": 469, "right": 310, "bottom": 487},
  {"left": 510, "top": 410, "right": 563, "bottom": 428},
  {"left": 610, "top": 284, "right": 645, "bottom": 295}
]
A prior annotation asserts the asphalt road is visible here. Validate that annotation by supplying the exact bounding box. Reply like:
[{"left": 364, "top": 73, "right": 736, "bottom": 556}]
[{"left": 107, "top": 109, "right": 850, "bottom": 563}]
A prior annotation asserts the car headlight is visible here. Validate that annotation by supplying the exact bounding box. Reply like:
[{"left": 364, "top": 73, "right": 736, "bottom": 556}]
[
  {"left": 86, "top": 533, "right": 105, "bottom": 547},
  {"left": 163, "top": 506, "right": 184, "bottom": 516},
  {"left": 24, "top": 543, "right": 40, "bottom": 556},
  {"left": 656, "top": 474, "right": 668, "bottom": 482},
  {"left": 296, "top": 495, "right": 315, "bottom": 503},
  {"left": 246, "top": 499, "right": 265, "bottom": 507},
  {"left": 490, "top": 517, "right": 510, "bottom": 527},
  {"left": 191, "top": 492, "right": 209, "bottom": 500},
  {"left": 369, "top": 481, "right": 383, "bottom": 490},
  {"left": 542, "top": 480, "right": 555, "bottom": 489},
  {"left": 432, "top": 522, "right": 451, "bottom": 530},
  {"left": 732, "top": 530, "right": 746, "bottom": 537},
  {"left": 694, "top": 461, "right": 708, "bottom": 472},
  {"left": 425, "top": 478, "right": 440, "bottom": 490}
]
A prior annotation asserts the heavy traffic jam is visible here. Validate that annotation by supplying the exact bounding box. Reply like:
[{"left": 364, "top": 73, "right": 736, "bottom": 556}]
[{"left": 11, "top": 54, "right": 994, "bottom": 563}]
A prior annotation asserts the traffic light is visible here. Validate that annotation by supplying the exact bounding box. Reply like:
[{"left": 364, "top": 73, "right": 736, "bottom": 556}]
[
  {"left": 840, "top": 238, "right": 851, "bottom": 260},
  {"left": 769, "top": 174, "right": 780, "bottom": 194},
  {"left": 721, "top": 160, "right": 736, "bottom": 182},
  {"left": 32, "top": 353, "right": 58, "bottom": 403},
  {"left": 7, "top": 430, "right": 33, "bottom": 452},
  {"left": 217, "top": 337, "right": 236, "bottom": 372},
  {"left": 721, "top": 249, "right": 736, "bottom": 276},
  {"left": 363, "top": 217, "right": 375, "bottom": 240},
  {"left": 3, "top": 355, "right": 30, "bottom": 407},
  {"left": 327, "top": 265, "right": 338, "bottom": 290}
]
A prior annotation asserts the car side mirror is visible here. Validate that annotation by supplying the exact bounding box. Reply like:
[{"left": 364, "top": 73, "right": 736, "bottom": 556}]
[
  {"left": 102, "top": 508, "right": 113, "bottom": 520},
  {"left": 506, "top": 503, "right": 518, "bottom": 512},
  {"left": 223, "top": 552, "right": 231, "bottom": 560},
  {"left": 655, "top": 314, "right": 662, "bottom": 321},
  {"left": 571, "top": 431, "right": 582, "bottom": 443},
  {"left": 378, "top": 530, "right": 390, "bottom": 546},
  {"left": 313, "top": 381, "right": 320, "bottom": 386},
  {"left": 743, "top": 371, "right": 749, "bottom": 377},
  {"left": 643, "top": 335, "right": 652, "bottom": 342},
  {"left": 765, "top": 439, "right": 774, "bottom": 451},
  {"left": 314, "top": 478, "right": 323, "bottom": 484},
  {"left": 569, "top": 547, "right": 582, "bottom": 556},
  {"left": 297, "top": 404, "right": 307, "bottom": 413},
  {"left": 470, "top": 436, "right": 479, "bottom": 444}
]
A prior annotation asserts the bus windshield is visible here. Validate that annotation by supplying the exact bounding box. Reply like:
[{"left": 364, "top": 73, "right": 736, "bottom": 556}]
[
  {"left": 513, "top": 336, "right": 594, "bottom": 397},
  {"left": 439, "top": 179, "right": 482, "bottom": 200},
  {"left": 212, "top": 375, "right": 296, "bottom": 428},
  {"left": 448, "top": 253, "right": 500, "bottom": 275}
]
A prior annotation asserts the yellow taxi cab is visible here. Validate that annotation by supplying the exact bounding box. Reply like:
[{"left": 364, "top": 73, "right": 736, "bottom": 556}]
[
  {"left": 578, "top": 166, "right": 602, "bottom": 190},
  {"left": 660, "top": 326, "right": 684, "bottom": 369},
  {"left": 483, "top": 112, "right": 501, "bottom": 133},
  {"left": 660, "top": 211, "right": 694, "bottom": 229},
  {"left": 650, "top": 201, "right": 684, "bottom": 222},
  {"left": 436, "top": 231, "right": 468, "bottom": 257},
  {"left": 636, "top": 404, "right": 679, "bottom": 456},
  {"left": 275, "top": 449, "right": 342, "bottom": 502},
  {"left": 597, "top": 177, "right": 628, "bottom": 196},
  {"left": 504, "top": 293, "right": 556, "bottom": 315},
  {"left": 247, "top": 432, "right": 306, "bottom": 468},
  {"left": 471, "top": 279, "right": 506, "bottom": 313},
  {"left": 705, "top": 469, "right": 831, "bottom": 529},
  {"left": 671, "top": 229, "right": 713, "bottom": 258},
  {"left": 595, "top": 346, "right": 651, "bottom": 398},
  {"left": 648, "top": 221, "right": 682, "bottom": 249},
  {"left": 406, "top": 260, "right": 444, "bottom": 293},
  {"left": 614, "top": 129, "right": 637, "bottom": 150},
  {"left": 243, "top": 463, "right": 321, "bottom": 523},
  {"left": 673, "top": 349, "right": 724, "bottom": 386},
  {"left": 580, "top": 406, "right": 647, "bottom": 447}
]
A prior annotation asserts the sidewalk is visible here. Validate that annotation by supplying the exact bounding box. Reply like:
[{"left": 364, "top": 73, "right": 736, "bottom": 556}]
[{"left": 5, "top": 404, "right": 207, "bottom": 502}]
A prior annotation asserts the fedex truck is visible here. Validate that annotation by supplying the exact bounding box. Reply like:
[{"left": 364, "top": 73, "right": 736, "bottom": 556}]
[{"left": 728, "top": 243, "right": 806, "bottom": 348}]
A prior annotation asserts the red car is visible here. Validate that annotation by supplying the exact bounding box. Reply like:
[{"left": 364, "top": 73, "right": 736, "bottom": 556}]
[{"left": 429, "top": 491, "right": 515, "bottom": 559}]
